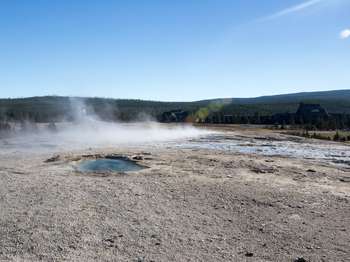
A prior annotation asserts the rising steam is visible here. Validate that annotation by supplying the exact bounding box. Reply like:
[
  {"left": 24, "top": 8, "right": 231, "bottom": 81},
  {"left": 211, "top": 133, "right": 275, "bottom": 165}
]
[{"left": 0, "top": 98, "right": 212, "bottom": 153}]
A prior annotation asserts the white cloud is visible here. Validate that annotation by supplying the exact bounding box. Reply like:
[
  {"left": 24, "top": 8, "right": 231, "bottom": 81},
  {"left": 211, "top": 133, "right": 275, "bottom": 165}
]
[
  {"left": 340, "top": 29, "right": 350, "bottom": 39},
  {"left": 260, "top": 0, "right": 323, "bottom": 21}
]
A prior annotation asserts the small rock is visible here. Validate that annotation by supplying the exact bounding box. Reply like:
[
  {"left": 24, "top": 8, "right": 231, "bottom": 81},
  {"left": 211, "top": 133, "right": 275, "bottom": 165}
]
[
  {"left": 245, "top": 252, "right": 254, "bottom": 257},
  {"left": 103, "top": 238, "right": 115, "bottom": 247},
  {"left": 141, "top": 152, "right": 152, "bottom": 155},
  {"left": 45, "top": 155, "right": 60, "bottom": 163},
  {"left": 339, "top": 177, "right": 350, "bottom": 183},
  {"left": 294, "top": 258, "right": 307, "bottom": 262},
  {"left": 82, "top": 154, "right": 95, "bottom": 158},
  {"left": 136, "top": 257, "right": 145, "bottom": 262},
  {"left": 306, "top": 169, "right": 316, "bottom": 173},
  {"left": 131, "top": 155, "right": 143, "bottom": 161},
  {"left": 251, "top": 167, "right": 276, "bottom": 174}
]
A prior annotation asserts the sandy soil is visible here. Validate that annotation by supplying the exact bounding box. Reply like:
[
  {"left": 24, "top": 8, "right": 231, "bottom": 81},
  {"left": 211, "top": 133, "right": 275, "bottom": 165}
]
[{"left": 0, "top": 127, "right": 349, "bottom": 261}]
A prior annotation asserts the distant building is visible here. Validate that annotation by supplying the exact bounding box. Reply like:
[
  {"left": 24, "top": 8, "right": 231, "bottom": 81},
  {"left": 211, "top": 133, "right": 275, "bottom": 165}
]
[{"left": 161, "top": 110, "right": 189, "bottom": 122}]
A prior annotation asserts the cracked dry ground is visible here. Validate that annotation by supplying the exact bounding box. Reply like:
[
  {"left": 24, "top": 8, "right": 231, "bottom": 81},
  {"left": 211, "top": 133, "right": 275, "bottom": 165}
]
[{"left": 0, "top": 136, "right": 349, "bottom": 261}]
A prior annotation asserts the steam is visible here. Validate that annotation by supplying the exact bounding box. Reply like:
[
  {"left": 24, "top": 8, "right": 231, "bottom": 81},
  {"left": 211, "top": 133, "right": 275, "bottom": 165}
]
[
  {"left": 0, "top": 98, "right": 212, "bottom": 153},
  {"left": 54, "top": 122, "right": 207, "bottom": 146}
]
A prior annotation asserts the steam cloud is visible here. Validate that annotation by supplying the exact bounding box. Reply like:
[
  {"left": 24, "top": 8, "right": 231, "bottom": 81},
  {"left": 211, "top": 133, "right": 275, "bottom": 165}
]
[{"left": 0, "top": 98, "right": 212, "bottom": 153}]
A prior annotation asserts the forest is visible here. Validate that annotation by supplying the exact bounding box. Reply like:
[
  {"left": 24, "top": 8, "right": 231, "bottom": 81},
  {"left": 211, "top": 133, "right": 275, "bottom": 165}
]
[{"left": 1, "top": 90, "right": 350, "bottom": 133}]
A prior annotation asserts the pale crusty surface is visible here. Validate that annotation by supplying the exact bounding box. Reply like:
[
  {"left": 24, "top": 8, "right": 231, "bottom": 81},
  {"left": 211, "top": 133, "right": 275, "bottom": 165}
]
[{"left": 0, "top": 128, "right": 349, "bottom": 262}]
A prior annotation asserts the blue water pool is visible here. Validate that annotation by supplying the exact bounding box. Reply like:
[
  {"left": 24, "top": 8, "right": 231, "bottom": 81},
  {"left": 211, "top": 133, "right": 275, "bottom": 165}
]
[{"left": 77, "top": 158, "right": 144, "bottom": 173}]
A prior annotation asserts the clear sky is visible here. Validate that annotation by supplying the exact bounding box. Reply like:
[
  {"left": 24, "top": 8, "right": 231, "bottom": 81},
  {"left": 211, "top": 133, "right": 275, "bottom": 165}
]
[{"left": 0, "top": 0, "right": 349, "bottom": 101}]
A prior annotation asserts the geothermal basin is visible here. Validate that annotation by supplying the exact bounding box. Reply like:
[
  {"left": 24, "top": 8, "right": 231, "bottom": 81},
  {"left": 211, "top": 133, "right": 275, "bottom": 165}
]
[{"left": 0, "top": 124, "right": 349, "bottom": 261}]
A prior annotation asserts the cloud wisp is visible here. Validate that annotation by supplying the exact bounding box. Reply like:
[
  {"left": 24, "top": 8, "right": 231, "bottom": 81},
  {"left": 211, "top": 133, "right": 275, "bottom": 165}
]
[
  {"left": 259, "top": 0, "right": 323, "bottom": 22},
  {"left": 340, "top": 29, "right": 350, "bottom": 39}
]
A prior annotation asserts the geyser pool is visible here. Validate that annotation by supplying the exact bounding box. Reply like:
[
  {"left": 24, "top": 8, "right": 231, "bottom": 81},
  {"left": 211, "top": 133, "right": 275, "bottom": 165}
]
[{"left": 77, "top": 158, "right": 145, "bottom": 173}]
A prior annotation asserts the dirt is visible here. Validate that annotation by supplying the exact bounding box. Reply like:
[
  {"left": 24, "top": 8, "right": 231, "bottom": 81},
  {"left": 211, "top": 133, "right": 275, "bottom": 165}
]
[{"left": 0, "top": 127, "right": 349, "bottom": 261}]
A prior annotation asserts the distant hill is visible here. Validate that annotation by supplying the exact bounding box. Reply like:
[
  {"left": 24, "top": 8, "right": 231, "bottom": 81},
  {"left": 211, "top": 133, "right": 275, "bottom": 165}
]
[
  {"left": 0, "top": 90, "right": 350, "bottom": 122},
  {"left": 0, "top": 96, "right": 206, "bottom": 122},
  {"left": 199, "top": 90, "right": 350, "bottom": 115},
  {"left": 207, "top": 89, "right": 350, "bottom": 104}
]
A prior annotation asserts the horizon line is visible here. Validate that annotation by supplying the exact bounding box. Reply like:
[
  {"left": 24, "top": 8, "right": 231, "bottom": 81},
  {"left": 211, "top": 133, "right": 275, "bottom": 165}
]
[{"left": 0, "top": 89, "right": 349, "bottom": 103}]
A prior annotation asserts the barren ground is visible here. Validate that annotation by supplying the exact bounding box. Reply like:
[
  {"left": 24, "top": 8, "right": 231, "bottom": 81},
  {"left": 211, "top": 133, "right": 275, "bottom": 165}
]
[{"left": 0, "top": 126, "right": 349, "bottom": 261}]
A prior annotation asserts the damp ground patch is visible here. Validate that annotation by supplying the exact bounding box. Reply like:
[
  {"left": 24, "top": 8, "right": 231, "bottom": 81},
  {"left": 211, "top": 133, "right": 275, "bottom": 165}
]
[{"left": 77, "top": 158, "right": 145, "bottom": 173}]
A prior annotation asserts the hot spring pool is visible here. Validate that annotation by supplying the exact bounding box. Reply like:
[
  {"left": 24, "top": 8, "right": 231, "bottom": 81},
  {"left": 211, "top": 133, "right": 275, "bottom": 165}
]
[{"left": 77, "top": 158, "right": 145, "bottom": 173}]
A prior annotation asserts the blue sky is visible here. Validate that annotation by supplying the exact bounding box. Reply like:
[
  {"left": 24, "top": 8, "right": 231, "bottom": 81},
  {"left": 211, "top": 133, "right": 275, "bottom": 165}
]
[{"left": 0, "top": 0, "right": 349, "bottom": 101}]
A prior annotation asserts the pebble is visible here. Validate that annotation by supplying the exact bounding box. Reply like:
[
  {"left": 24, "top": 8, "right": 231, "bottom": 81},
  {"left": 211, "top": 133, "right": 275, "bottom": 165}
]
[
  {"left": 294, "top": 258, "right": 307, "bottom": 262},
  {"left": 245, "top": 252, "right": 254, "bottom": 257},
  {"left": 306, "top": 169, "right": 316, "bottom": 173}
]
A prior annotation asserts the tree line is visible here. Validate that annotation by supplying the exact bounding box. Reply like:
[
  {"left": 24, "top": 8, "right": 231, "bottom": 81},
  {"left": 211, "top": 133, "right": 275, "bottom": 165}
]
[
  {"left": 196, "top": 112, "right": 350, "bottom": 130},
  {"left": 1, "top": 96, "right": 350, "bottom": 133}
]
